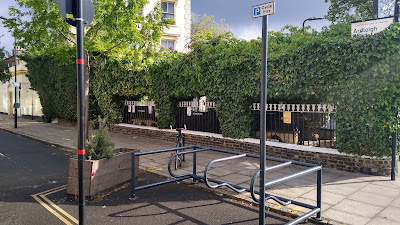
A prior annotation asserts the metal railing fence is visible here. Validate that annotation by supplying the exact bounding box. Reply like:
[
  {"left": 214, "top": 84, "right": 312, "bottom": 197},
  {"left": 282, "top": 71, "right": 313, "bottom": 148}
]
[{"left": 123, "top": 100, "right": 336, "bottom": 148}]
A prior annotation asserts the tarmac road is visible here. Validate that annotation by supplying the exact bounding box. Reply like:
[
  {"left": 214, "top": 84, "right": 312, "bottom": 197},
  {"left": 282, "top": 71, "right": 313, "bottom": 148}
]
[
  {"left": 0, "top": 129, "right": 71, "bottom": 224},
  {"left": 0, "top": 129, "right": 304, "bottom": 225}
]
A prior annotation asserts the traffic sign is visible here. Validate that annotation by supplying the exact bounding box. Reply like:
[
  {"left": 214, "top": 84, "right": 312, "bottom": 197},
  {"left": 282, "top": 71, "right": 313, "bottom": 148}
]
[
  {"left": 13, "top": 103, "right": 20, "bottom": 109},
  {"left": 58, "top": 0, "right": 95, "bottom": 27},
  {"left": 252, "top": 2, "right": 275, "bottom": 18},
  {"left": 11, "top": 82, "right": 20, "bottom": 87}
]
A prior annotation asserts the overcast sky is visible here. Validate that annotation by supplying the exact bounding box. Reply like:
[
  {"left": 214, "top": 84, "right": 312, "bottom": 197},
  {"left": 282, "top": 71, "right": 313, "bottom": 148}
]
[{"left": 0, "top": 0, "right": 331, "bottom": 54}]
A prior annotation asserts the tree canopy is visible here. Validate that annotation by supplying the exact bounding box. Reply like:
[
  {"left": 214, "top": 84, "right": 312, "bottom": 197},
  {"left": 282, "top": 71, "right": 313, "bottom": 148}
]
[
  {"left": 0, "top": 46, "right": 11, "bottom": 82},
  {"left": 5, "top": 0, "right": 171, "bottom": 62},
  {"left": 191, "top": 14, "right": 232, "bottom": 43},
  {"left": 324, "top": 0, "right": 400, "bottom": 22}
]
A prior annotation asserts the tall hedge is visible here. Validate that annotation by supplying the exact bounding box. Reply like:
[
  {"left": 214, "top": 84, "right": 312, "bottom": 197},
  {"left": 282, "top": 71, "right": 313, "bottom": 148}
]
[
  {"left": 145, "top": 24, "right": 400, "bottom": 156},
  {"left": 24, "top": 54, "right": 77, "bottom": 121},
  {"left": 24, "top": 51, "right": 100, "bottom": 122},
  {"left": 24, "top": 23, "right": 400, "bottom": 157}
]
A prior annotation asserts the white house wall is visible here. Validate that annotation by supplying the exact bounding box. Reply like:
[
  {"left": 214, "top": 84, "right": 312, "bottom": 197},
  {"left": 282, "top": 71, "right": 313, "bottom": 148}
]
[
  {"left": 143, "top": 0, "right": 191, "bottom": 52},
  {"left": 0, "top": 63, "right": 43, "bottom": 118}
]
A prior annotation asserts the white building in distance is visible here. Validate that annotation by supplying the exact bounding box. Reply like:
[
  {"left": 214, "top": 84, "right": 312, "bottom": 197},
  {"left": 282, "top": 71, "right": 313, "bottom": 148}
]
[{"left": 143, "top": 0, "right": 191, "bottom": 52}]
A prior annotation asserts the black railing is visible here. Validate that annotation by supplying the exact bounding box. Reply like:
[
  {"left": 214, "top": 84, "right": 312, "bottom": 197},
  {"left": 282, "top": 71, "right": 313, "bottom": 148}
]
[
  {"left": 123, "top": 101, "right": 336, "bottom": 148},
  {"left": 251, "top": 110, "right": 336, "bottom": 148},
  {"left": 177, "top": 107, "right": 221, "bottom": 134},
  {"left": 123, "top": 105, "right": 157, "bottom": 127}
]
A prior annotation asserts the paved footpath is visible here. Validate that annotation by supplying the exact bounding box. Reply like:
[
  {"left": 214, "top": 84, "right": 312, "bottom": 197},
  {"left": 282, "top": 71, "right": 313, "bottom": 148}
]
[{"left": 1, "top": 114, "right": 400, "bottom": 225}]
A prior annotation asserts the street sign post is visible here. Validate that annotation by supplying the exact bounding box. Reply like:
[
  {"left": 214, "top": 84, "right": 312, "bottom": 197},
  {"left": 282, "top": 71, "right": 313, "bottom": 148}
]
[
  {"left": 252, "top": 2, "right": 275, "bottom": 18},
  {"left": 58, "top": 0, "right": 94, "bottom": 224},
  {"left": 58, "top": 0, "right": 95, "bottom": 27},
  {"left": 252, "top": 2, "right": 274, "bottom": 224}
]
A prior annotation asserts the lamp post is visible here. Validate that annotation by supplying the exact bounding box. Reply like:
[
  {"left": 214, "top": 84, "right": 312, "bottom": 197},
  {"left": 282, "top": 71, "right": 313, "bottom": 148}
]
[
  {"left": 302, "top": 17, "right": 325, "bottom": 28},
  {"left": 0, "top": 16, "right": 17, "bottom": 128}
]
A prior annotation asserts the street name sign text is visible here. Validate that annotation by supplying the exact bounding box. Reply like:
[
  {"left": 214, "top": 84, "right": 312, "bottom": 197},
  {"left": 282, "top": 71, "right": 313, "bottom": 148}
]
[{"left": 252, "top": 2, "right": 275, "bottom": 18}]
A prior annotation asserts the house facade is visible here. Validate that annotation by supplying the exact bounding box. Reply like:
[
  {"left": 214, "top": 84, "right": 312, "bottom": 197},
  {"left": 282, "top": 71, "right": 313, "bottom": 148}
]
[
  {"left": 144, "top": 0, "right": 191, "bottom": 52},
  {"left": 0, "top": 52, "right": 43, "bottom": 119}
]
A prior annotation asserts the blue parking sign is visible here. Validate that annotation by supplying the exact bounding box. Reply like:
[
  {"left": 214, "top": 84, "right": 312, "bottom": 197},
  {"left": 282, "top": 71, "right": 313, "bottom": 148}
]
[{"left": 254, "top": 7, "right": 261, "bottom": 17}]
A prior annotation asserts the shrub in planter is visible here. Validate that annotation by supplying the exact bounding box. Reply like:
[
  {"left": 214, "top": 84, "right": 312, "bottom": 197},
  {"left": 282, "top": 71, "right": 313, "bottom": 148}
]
[
  {"left": 67, "top": 117, "right": 139, "bottom": 199},
  {"left": 85, "top": 117, "right": 114, "bottom": 160}
]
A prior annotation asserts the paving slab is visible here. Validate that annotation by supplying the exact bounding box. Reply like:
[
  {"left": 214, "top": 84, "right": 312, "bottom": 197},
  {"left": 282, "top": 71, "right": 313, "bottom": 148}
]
[
  {"left": 347, "top": 190, "right": 394, "bottom": 207},
  {"left": 331, "top": 199, "right": 383, "bottom": 218},
  {"left": 366, "top": 217, "right": 400, "bottom": 225},
  {"left": 323, "top": 208, "right": 371, "bottom": 225},
  {"left": 377, "top": 206, "right": 400, "bottom": 223},
  {"left": 359, "top": 183, "right": 400, "bottom": 198}
]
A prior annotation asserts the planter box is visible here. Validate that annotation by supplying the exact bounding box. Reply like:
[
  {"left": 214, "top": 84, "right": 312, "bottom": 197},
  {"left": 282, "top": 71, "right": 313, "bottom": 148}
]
[{"left": 67, "top": 148, "right": 139, "bottom": 199}]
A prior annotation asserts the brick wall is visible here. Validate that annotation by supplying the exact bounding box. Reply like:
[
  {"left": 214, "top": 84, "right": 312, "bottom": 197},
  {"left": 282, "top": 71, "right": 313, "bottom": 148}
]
[{"left": 111, "top": 125, "right": 397, "bottom": 176}]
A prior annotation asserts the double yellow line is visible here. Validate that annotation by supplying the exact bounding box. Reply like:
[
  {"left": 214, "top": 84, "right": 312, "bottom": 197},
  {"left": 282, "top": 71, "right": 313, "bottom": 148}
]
[
  {"left": 146, "top": 166, "right": 162, "bottom": 172},
  {"left": 31, "top": 185, "right": 78, "bottom": 225}
]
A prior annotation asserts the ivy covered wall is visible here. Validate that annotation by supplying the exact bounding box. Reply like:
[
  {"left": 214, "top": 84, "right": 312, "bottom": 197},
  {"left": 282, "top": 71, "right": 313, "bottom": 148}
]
[{"left": 25, "top": 23, "right": 400, "bottom": 156}]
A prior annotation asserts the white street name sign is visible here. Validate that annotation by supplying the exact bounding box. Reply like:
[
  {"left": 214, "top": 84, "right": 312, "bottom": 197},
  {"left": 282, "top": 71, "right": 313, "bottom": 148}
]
[
  {"left": 252, "top": 2, "right": 275, "bottom": 18},
  {"left": 11, "top": 82, "right": 20, "bottom": 87},
  {"left": 351, "top": 17, "right": 394, "bottom": 36}
]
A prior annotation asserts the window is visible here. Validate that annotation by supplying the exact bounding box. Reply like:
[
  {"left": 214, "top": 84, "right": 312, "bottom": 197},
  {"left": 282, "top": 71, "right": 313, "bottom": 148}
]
[
  {"left": 162, "top": 1, "right": 174, "bottom": 20},
  {"left": 161, "top": 40, "right": 175, "bottom": 51}
]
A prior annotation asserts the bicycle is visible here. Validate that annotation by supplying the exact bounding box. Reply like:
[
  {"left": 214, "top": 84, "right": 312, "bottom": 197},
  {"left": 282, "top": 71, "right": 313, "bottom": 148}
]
[{"left": 170, "top": 125, "right": 186, "bottom": 170}]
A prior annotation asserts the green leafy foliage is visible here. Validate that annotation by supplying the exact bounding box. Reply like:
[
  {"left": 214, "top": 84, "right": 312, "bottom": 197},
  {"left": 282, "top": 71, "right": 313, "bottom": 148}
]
[
  {"left": 23, "top": 49, "right": 100, "bottom": 122},
  {"left": 85, "top": 117, "right": 115, "bottom": 160},
  {"left": 325, "top": 0, "right": 373, "bottom": 22},
  {"left": 145, "top": 23, "right": 400, "bottom": 156},
  {"left": 0, "top": 47, "right": 11, "bottom": 83},
  {"left": 191, "top": 14, "right": 232, "bottom": 43},
  {"left": 91, "top": 55, "right": 154, "bottom": 123},
  {"left": 23, "top": 51, "right": 77, "bottom": 121}
]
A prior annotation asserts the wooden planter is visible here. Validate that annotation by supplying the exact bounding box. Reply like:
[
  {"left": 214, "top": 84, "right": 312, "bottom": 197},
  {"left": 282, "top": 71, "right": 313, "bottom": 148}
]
[{"left": 67, "top": 148, "right": 139, "bottom": 199}]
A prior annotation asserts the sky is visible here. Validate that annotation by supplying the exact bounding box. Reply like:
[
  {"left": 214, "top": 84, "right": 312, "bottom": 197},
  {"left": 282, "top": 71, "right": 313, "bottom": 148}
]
[{"left": 0, "top": 0, "right": 331, "bottom": 55}]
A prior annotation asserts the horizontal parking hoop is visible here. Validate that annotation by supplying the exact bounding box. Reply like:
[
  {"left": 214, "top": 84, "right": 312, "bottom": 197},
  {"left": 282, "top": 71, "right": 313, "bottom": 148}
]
[{"left": 130, "top": 145, "right": 322, "bottom": 225}]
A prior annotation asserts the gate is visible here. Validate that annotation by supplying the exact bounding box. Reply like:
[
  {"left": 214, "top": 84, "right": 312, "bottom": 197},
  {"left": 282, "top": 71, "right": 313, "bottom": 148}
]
[
  {"left": 123, "top": 100, "right": 157, "bottom": 126},
  {"left": 177, "top": 101, "right": 221, "bottom": 134}
]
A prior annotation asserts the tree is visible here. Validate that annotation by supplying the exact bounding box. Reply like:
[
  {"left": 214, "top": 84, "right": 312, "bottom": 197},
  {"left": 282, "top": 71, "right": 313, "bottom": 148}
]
[
  {"left": 4, "top": 0, "right": 172, "bottom": 137},
  {"left": 191, "top": 14, "right": 232, "bottom": 42},
  {"left": 0, "top": 46, "right": 11, "bottom": 82},
  {"left": 325, "top": 0, "right": 399, "bottom": 22}
]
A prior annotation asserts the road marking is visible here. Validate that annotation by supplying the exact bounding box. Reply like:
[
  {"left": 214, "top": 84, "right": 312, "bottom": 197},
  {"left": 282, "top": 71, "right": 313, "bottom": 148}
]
[
  {"left": 32, "top": 193, "right": 73, "bottom": 225},
  {"left": 287, "top": 206, "right": 303, "bottom": 214},
  {"left": 272, "top": 204, "right": 284, "bottom": 210},
  {"left": 40, "top": 188, "right": 79, "bottom": 224},
  {"left": 0, "top": 153, "right": 17, "bottom": 163},
  {"left": 146, "top": 167, "right": 162, "bottom": 172},
  {"left": 34, "top": 184, "right": 67, "bottom": 196},
  {"left": 32, "top": 185, "right": 78, "bottom": 225}
]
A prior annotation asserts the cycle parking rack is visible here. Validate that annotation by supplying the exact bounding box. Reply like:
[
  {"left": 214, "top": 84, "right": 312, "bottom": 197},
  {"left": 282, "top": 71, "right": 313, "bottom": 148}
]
[{"left": 131, "top": 145, "right": 322, "bottom": 225}]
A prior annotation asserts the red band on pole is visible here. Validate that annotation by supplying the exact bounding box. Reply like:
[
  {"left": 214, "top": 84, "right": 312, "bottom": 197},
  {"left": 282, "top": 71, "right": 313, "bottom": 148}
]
[
  {"left": 76, "top": 59, "right": 84, "bottom": 64},
  {"left": 78, "top": 149, "right": 86, "bottom": 155}
]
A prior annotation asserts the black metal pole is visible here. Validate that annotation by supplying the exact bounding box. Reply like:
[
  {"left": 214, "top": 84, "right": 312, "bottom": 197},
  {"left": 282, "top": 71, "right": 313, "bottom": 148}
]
[
  {"left": 14, "top": 37, "right": 17, "bottom": 128},
  {"left": 316, "top": 169, "right": 322, "bottom": 220},
  {"left": 392, "top": 129, "right": 397, "bottom": 181},
  {"left": 192, "top": 150, "right": 198, "bottom": 183},
  {"left": 302, "top": 17, "right": 324, "bottom": 28},
  {"left": 259, "top": 15, "right": 268, "bottom": 225},
  {"left": 131, "top": 153, "right": 136, "bottom": 199},
  {"left": 373, "top": 0, "right": 378, "bottom": 19},
  {"left": 76, "top": 0, "right": 86, "bottom": 224}
]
